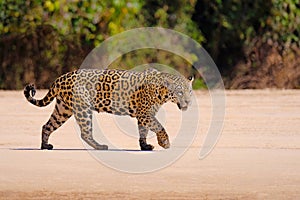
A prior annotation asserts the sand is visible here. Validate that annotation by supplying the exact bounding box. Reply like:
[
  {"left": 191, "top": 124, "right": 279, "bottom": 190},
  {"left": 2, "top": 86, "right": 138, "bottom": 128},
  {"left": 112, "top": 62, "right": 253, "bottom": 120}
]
[{"left": 0, "top": 90, "right": 299, "bottom": 199}]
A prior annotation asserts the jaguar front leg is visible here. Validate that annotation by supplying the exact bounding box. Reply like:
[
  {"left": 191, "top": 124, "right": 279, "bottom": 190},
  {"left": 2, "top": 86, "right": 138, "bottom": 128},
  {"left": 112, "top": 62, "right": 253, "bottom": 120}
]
[
  {"left": 138, "top": 123, "right": 154, "bottom": 151},
  {"left": 150, "top": 117, "right": 170, "bottom": 149},
  {"left": 154, "top": 129, "right": 170, "bottom": 149},
  {"left": 137, "top": 115, "right": 170, "bottom": 149}
]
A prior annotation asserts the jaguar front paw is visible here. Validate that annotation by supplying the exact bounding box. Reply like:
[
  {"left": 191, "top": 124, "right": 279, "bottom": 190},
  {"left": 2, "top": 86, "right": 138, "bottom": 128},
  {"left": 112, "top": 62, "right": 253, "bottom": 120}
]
[
  {"left": 139, "top": 138, "right": 154, "bottom": 151},
  {"left": 158, "top": 138, "right": 170, "bottom": 149},
  {"left": 140, "top": 144, "right": 154, "bottom": 151},
  {"left": 41, "top": 143, "right": 53, "bottom": 150}
]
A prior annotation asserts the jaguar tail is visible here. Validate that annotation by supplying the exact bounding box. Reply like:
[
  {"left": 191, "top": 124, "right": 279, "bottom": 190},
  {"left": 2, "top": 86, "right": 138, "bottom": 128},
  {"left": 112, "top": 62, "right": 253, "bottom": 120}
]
[{"left": 24, "top": 83, "right": 57, "bottom": 107}]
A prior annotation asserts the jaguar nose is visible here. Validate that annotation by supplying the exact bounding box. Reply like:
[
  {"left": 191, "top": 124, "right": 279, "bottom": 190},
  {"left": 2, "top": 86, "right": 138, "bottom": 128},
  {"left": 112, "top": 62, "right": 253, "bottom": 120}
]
[{"left": 185, "top": 100, "right": 191, "bottom": 106}]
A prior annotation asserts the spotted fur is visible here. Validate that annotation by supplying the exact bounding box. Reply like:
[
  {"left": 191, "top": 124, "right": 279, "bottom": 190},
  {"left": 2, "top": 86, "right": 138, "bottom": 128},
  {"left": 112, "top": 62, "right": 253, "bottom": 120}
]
[{"left": 24, "top": 68, "right": 193, "bottom": 150}]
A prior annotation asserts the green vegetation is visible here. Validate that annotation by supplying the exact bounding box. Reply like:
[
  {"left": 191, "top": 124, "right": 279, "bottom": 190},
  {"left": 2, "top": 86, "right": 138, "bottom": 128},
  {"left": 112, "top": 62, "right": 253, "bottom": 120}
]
[{"left": 0, "top": 0, "right": 299, "bottom": 89}]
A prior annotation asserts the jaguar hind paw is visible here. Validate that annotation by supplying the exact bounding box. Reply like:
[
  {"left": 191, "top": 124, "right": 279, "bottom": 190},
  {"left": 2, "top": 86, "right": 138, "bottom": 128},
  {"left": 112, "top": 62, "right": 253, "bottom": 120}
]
[{"left": 95, "top": 144, "right": 108, "bottom": 150}]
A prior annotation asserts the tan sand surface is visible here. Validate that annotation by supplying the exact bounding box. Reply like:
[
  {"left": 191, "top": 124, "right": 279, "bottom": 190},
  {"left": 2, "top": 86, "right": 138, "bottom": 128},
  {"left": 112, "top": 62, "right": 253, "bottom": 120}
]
[{"left": 0, "top": 90, "right": 299, "bottom": 199}]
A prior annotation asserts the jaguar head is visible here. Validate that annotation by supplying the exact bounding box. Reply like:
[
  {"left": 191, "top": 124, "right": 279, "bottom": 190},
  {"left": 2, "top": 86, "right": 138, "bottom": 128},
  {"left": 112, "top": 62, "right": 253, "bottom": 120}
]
[{"left": 164, "top": 75, "right": 193, "bottom": 111}]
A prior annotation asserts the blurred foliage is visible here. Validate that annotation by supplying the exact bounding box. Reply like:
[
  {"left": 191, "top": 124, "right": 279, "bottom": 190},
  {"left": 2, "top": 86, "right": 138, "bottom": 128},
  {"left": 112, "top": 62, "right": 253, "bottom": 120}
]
[
  {"left": 192, "top": 0, "right": 300, "bottom": 88},
  {"left": 192, "top": 0, "right": 300, "bottom": 78},
  {"left": 0, "top": 0, "right": 142, "bottom": 45},
  {"left": 264, "top": 0, "right": 300, "bottom": 47},
  {"left": 0, "top": 0, "right": 299, "bottom": 89}
]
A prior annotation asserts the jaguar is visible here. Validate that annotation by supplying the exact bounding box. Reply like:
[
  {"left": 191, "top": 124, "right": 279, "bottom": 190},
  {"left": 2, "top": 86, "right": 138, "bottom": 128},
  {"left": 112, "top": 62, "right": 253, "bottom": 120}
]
[{"left": 24, "top": 68, "right": 193, "bottom": 151}]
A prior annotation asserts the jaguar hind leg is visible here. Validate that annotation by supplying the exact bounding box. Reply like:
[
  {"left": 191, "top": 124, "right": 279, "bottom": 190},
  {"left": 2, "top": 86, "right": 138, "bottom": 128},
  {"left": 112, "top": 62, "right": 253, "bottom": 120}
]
[
  {"left": 41, "top": 98, "right": 72, "bottom": 150},
  {"left": 74, "top": 106, "right": 108, "bottom": 150}
]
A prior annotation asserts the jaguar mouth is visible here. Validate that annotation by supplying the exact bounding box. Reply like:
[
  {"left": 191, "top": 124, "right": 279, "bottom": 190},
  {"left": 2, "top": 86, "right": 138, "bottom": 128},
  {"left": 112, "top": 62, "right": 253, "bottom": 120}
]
[
  {"left": 181, "top": 106, "right": 188, "bottom": 111},
  {"left": 177, "top": 103, "right": 188, "bottom": 111}
]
